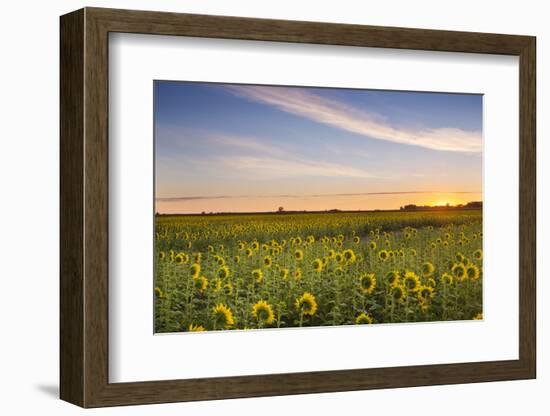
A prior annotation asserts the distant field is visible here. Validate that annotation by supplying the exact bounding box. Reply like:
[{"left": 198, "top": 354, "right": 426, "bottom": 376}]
[{"left": 154, "top": 209, "right": 482, "bottom": 333}]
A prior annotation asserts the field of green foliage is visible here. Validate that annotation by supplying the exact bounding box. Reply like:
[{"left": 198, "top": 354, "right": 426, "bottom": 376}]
[{"left": 154, "top": 210, "right": 482, "bottom": 333}]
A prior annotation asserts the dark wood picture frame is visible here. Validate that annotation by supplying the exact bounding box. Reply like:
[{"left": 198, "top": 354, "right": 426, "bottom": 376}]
[{"left": 60, "top": 7, "right": 536, "bottom": 408}]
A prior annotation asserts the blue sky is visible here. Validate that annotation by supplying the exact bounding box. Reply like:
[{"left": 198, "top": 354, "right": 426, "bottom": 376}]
[{"left": 154, "top": 81, "right": 482, "bottom": 214}]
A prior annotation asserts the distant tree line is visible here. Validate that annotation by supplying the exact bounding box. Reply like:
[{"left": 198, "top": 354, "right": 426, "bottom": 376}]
[{"left": 400, "top": 201, "right": 482, "bottom": 211}]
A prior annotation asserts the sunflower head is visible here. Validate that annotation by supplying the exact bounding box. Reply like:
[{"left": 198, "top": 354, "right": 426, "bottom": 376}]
[
  {"left": 217, "top": 256, "right": 226, "bottom": 266},
  {"left": 294, "top": 268, "right": 302, "bottom": 281},
  {"left": 158, "top": 251, "right": 166, "bottom": 261},
  {"left": 417, "top": 285, "right": 434, "bottom": 303},
  {"left": 263, "top": 256, "right": 273, "bottom": 268},
  {"left": 359, "top": 273, "right": 377, "bottom": 295},
  {"left": 217, "top": 265, "right": 230, "bottom": 279},
  {"left": 279, "top": 268, "right": 289, "bottom": 280},
  {"left": 473, "top": 312, "right": 483, "bottom": 320},
  {"left": 234, "top": 255, "right": 240, "bottom": 264},
  {"left": 174, "top": 252, "right": 189, "bottom": 264},
  {"left": 245, "top": 248, "right": 253, "bottom": 257},
  {"left": 386, "top": 270, "right": 400, "bottom": 288},
  {"left": 193, "top": 275, "right": 208, "bottom": 293},
  {"left": 312, "top": 258, "right": 323, "bottom": 273},
  {"left": 295, "top": 292, "right": 318, "bottom": 316},
  {"left": 252, "top": 300, "right": 275, "bottom": 325},
  {"left": 335, "top": 252, "right": 344, "bottom": 263},
  {"left": 410, "top": 248, "right": 417, "bottom": 257},
  {"left": 355, "top": 312, "right": 374, "bottom": 325},
  {"left": 343, "top": 249, "right": 356, "bottom": 263},
  {"left": 421, "top": 262, "right": 435, "bottom": 277},
  {"left": 378, "top": 249, "right": 389, "bottom": 261},
  {"left": 238, "top": 242, "right": 245, "bottom": 251},
  {"left": 353, "top": 236, "right": 360, "bottom": 244},
  {"left": 223, "top": 282, "right": 233, "bottom": 296},
  {"left": 252, "top": 269, "right": 263, "bottom": 284},
  {"left": 391, "top": 285, "right": 406, "bottom": 303},
  {"left": 212, "top": 304, "right": 235, "bottom": 329},
  {"left": 369, "top": 241, "right": 377, "bottom": 250},
  {"left": 188, "top": 323, "right": 205, "bottom": 332},
  {"left": 190, "top": 263, "right": 201, "bottom": 278},
  {"left": 466, "top": 263, "right": 480, "bottom": 280},
  {"left": 193, "top": 252, "right": 202, "bottom": 263},
  {"left": 451, "top": 263, "right": 467, "bottom": 280},
  {"left": 441, "top": 272, "right": 454, "bottom": 285},
  {"left": 403, "top": 271, "right": 421, "bottom": 292},
  {"left": 154, "top": 287, "right": 162, "bottom": 298},
  {"left": 473, "top": 249, "right": 483, "bottom": 261}
]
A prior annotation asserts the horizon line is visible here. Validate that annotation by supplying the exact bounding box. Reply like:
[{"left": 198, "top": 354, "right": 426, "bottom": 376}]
[{"left": 155, "top": 190, "right": 482, "bottom": 202}]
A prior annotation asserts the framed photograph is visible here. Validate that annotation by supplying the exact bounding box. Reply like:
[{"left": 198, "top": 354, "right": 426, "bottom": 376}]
[{"left": 60, "top": 7, "right": 536, "bottom": 407}]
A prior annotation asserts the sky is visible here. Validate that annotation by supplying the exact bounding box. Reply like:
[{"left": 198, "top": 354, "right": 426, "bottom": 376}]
[{"left": 154, "top": 81, "right": 482, "bottom": 214}]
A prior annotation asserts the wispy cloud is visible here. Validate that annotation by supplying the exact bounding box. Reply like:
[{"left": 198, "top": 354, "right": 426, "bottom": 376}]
[
  {"left": 206, "top": 133, "right": 286, "bottom": 156},
  {"left": 226, "top": 85, "right": 482, "bottom": 153},
  {"left": 219, "top": 156, "right": 375, "bottom": 179},
  {"left": 156, "top": 190, "right": 481, "bottom": 202}
]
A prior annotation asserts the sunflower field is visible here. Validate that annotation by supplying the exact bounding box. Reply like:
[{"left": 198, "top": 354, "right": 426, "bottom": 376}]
[{"left": 154, "top": 210, "right": 482, "bottom": 333}]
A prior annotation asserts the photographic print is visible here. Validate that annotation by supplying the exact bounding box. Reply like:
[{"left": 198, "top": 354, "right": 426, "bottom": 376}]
[{"left": 154, "top": 81, "right": 483, "bottom": 333}]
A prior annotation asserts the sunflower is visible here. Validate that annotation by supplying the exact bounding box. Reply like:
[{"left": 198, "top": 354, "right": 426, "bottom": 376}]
[
  {"left": 391, "top": 285, "right": 406, "bottom": 303},
  {"left": 386, "top": 270, "right": 400, "bottom": 288},
  {"left": 466, "top": 263, "right": 480, "bottom": 280},
  {"left": 417, "top": 285, "right": 434, "bottom": 303},
  {"left": 312, "top": 258, "right": 323, "bottom": 273},
  {"left": 353, "top": 236, "right": 360, "bottom": 244},
  {"left": 369, "top": 241, "right": 377, "bottom": 250},
  {"left": 359, "top": 273, "right": 377, "bottom": 295},
  {"left": 193, "top": 252, "right": 202, "bottom": 263},
  {"left": 295, "top": 249, "right": 304, "bottom": 261},
  {"left": 279, "top": 268, "right": 289, "bottom": 280},
  {"left": 473, "top": 312, "right": 483, "bottom": 320},
  {"left": 451, "top": 263, "right": 467, "bottom": 280},
  {"left": 295, "top": 292, "right": 318, "bottom": 316},
  {"left": 216, "top": 256, "right": 226, "bottom": 266},
  {"left": 355, "top": 312, "right": 374, "bottom": 325},
  {"left": 223, "top": 282, "right": 233, "bottom": 296},
  {"left": 174, "top": 252, "right": 189, "bottom": 264},
  {"left": 421, "top": 262, "right": 435, "bottom": 277},
  {"left": 410, "top": 248, "right": 417, "bottom": 257},
  {"left": 441, "top": 272, "right": 454, "bottom": 285},
  {"left": 212, "top": 304, "right": 234, "bottom": 329},
  {"left": 473, "top": 249, "right": 483, "bottom": 261},
  {"left": 455, "top": 252, "right": 465, "bottom": 263},
  {"left": 426, "top": 277, "right": 436, "bottom": 288},
  {"left": 190, "top": 263, "right": 201, "bottom": 278},
  {"left": 252, "top": 300, "right": 275, "bottom": 325},
  {"left": 328, "top": 249, "right": 336, "bottom": 258},
  {"left": 335, "top": 252, "right": 344, "bottom": 263},
  {"left": 217, "top": 265, "right": 230, "bottom": 279},
  {"left": 158, "top": 251, "right": 166, "bottom": 261},
  {"left": 403, "top": 271, "right": 421, "bottom": 292},
  {"left": 234, "top": 255, "right": 240, "bottom": 264},
  {"left": 238, "top": 242, "right": 245, "bottom": 251},
  {"left": 193, "top": 275, "right": 208, "bottom": 293},
  {"left": 378, "top": 249, "right": 389, "bottom": 262},
  {"left": 154, "top": 287, "right": 162, "bottom": 298},
  {"left": 343, "top": 249, "right": 356, "bottom": 263},
  {"left": 188, "top": 323, "right": 205, "bottom": 332},
  {"left": 207, "top": 245, "right": 214, "bottom": 253},
  {"left": 263, "top": 256, "right": 273, "bottom": 268},
  {"left": 245, "top": 248, "right": 253, "bottom": 257},
  {"left": 251, "top": 241, "right": 259, "bottom": 251},
  {"left": 252, "top": 269, "right": 263, "bottom": 284},
  {"left": 294, "top": 268, "right": 302, "bottom": 280}
]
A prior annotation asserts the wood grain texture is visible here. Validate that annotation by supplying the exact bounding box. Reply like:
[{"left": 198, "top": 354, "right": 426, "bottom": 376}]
[
  {"left": 59, "top": 7, "right": 537, "bottom": 408},
  {"left": 59, "top": 8, "right": 84, "bottom": 407}
]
